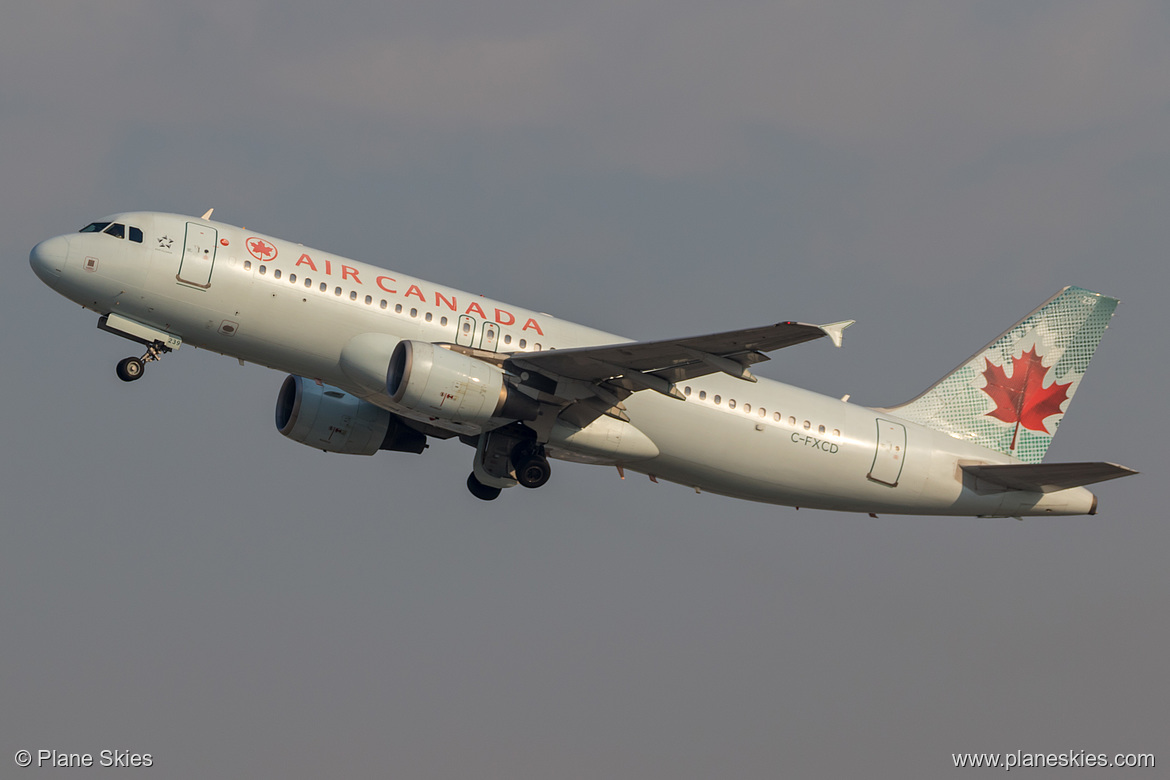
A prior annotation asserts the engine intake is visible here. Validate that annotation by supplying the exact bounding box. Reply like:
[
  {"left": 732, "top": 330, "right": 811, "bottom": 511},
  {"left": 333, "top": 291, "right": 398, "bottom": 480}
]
[
  {"left": 276, "top": 375, "right": 427, "bottom": 455},
  {"left": 387, "top": 340, "right": 539, "bottom": 424}
]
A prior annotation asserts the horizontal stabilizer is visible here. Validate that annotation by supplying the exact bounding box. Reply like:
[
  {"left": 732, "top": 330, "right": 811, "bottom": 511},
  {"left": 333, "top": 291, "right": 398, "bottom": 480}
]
[{"left": 961, "top": 462, "right": 1138, "bottom": 493}]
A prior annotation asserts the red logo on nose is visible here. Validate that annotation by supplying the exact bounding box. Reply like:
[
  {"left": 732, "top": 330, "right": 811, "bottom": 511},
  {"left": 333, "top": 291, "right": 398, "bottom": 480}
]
[{"left": 247, "top": 238, "right": 277, "bottom": 261}]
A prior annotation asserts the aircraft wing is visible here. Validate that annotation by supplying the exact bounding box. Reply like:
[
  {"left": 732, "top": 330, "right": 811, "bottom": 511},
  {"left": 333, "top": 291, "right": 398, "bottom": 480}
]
[
  {"left": 504, "top": 320, "right": 853, "bottom": 428},
  {"left": 510, "top": 320, "right": 852, "bottom": 392}
]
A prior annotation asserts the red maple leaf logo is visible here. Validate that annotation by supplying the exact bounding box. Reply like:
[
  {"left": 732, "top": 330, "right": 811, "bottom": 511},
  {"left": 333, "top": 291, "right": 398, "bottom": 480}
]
[
  {"left": 247, "top": 238, "right": 276, "bottom": 261},
  {"left": 981, "top": 346, "right": 1072, "bottom": 450}
]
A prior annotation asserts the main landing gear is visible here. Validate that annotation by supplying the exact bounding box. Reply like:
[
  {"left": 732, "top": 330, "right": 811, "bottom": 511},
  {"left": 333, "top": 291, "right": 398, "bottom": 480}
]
[
  {"left": 467, "top": 472, "right": 503, "bottom": 501},
  {"left": 466, "top": 429, "right": 553, "bottom": 501},
  {"left": 115, "top": 341, "right": 171, "bottom": 382},
  {"left": 511, "top": 442, "right": 552, "bottom": 489}
]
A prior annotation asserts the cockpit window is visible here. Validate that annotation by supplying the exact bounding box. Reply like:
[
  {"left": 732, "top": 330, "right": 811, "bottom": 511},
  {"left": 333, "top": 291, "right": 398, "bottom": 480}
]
[
  {"left": 103, "top": 223, "right": 126, "bottom": 239},
  {"left": 128, "top": 226, "right": 143, "bottom": 243},
  {"left": 79, "top": 222, "right": 110, "bottom": 233}
]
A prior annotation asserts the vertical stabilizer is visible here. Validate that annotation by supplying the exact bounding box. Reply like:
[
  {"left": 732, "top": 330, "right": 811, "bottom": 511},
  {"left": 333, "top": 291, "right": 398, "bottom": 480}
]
[{"left": 885, "top": 287, "right": 1117, "bottom": 464}]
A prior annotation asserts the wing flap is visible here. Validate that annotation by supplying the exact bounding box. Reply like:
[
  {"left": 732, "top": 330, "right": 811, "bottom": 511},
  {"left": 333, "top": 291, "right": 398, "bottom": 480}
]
[{"left": 961, "top": 462, "right": 1138, "bottom": 493}]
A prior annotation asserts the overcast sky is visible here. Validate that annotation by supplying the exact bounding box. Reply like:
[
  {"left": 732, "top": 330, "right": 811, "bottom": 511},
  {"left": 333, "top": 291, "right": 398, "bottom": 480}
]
[{"left": 2, "top": 2, "right": 1167, "bottom": 777}]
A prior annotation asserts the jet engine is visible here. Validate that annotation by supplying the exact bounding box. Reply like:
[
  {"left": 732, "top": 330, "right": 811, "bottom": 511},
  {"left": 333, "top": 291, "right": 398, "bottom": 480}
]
[
  {"left": 275, "top": 375, "right": 427, "bottom": 455},
  {"left": 387, "top": 340, "right": 539, "bottom": 425}
]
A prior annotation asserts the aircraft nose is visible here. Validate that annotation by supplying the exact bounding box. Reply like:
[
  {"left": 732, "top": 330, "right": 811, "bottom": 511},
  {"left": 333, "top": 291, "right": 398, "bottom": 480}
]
[{"left": 30, "top": 235, "right": 69, "bottom": 285}]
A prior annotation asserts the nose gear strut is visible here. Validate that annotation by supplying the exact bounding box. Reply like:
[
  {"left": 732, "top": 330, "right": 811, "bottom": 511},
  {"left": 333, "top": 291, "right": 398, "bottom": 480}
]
[{"left": 115, "top": 340, "right": 172, "bottom": 382}]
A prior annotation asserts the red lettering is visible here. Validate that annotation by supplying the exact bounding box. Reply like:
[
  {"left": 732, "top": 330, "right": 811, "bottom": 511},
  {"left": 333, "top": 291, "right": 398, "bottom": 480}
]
[
  {"left": 435, "top": 291, "right": 458, "bottom": 311},
  {"left": 376, "top": 276, "right": 397, "bottom": 294},
  {"left": 494, "top": 308, "right": 515, "bottom": 326},
  {"left": 405, "top": 284, "right": 426, "bottom": 302},
  {"left": 341, "top": 265, "right": 362, "bottom": 284},
  {"left": 522, "top": 318, "right": 544, "bottom": 335},
  {"left": 325, "top": 259, "right": 332, "bottom": 276},
  {"left": 295, "top": 253, "right": 318, "bottom": 272},
  {"left": 465, "top": 301, "right": 487, "bottom": 318}
]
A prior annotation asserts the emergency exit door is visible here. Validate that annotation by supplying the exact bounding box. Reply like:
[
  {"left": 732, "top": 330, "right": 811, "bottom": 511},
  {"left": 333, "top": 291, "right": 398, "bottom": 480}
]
[{"left": 456, "top": 315, "right": 477, "bottom": 347}]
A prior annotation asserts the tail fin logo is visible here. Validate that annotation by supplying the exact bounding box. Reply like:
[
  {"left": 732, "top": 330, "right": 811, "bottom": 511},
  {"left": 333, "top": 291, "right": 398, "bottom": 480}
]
[{"left": 980, "top": 345, "right": 1072, "bottom": 451}]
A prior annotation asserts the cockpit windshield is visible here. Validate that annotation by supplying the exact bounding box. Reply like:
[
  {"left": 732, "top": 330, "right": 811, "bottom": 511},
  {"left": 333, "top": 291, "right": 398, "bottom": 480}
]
[{"left": 78, "top": 221, "right": 143, "bottom": 243}]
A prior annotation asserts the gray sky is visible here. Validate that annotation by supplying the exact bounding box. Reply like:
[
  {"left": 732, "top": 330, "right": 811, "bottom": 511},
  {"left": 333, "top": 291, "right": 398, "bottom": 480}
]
[{"left": 3, "top": 2, "right": 1166, "bottom": 777}]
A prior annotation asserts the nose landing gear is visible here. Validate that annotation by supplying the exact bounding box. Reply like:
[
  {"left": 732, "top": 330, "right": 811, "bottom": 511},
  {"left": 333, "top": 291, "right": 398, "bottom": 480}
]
[
  {"left": 115, "top": 356, "right": 145, "bottom": 382},
  {"left": 115, "top": 341, "right": 171, "bottom": 382},
  {"left": 98, "top": 313, "right": 182, "bottom": 384}
]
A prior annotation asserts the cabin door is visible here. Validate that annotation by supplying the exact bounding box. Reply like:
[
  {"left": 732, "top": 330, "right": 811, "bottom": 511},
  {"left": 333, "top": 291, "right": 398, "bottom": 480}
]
[
  {"left": 868, "top": 419, "right": 906, "bottom": 487},
  {"left": 177, "top": 222, "right": 217, "bottom": 288}
]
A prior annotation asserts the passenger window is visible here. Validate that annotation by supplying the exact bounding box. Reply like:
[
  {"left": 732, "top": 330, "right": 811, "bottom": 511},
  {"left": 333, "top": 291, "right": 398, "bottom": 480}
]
[
  {"left": 441, "top": 317, "right": 448, "bottom": 326},
  {"left": 462, "top": 322, "right": 471, "bottom": 333},
  {"left": 714, "top": 395, "right": 721, "bottom": 405},
  {"left": 833, "top": 429, "right": 840, "bottom": 437},
  {"left": 320, "top": 282, "right": 327, "bottom": 292},
  {"left": 684, "top": 386, "right": 692, "bottom": 396},
  {"left": 365, "top": 295, "right": 373, "bottom": 305},
  {"left": 274, "top": 269, "right": 282, "bottom": 279},
  {"left": 803, "top": 420, "right": 811, "bottom": 430},
  {"left": 519, "top": 339, "right": 527, "bottom": 348},
  {"left": 103, "top": 223, "right": 125, "bottom": 239},
  {"left": 503, "top": 334, "right": 512, "bottom": 344},
  {"left": 289, "top": 273, "right": 296, "bottom": 283},
  {"left": 743, "top": 403, "right": 751, "bottom": 413},
  {"left": 334, "top": 287, "right": 342, "bottom": 296},
  {"left": 350, "top": 291, "right": 358, "bottom": 300},
  {"left": 259, "top": 265, "right": 267, "bottom": 275},
  {"left": 304, "top": 278, "right": 312, "bottom": 288},
  {"left": 534, "top": 343, "right": 542, "bottom": 351},
  {"left": 699, "top": 390, "right": 707, "bottom": 400},
  {"left": 818, "top": 425, "right": 826, "bottom": 434},
  {"left": 244, "top": 260, "right": 252, "bottom": 270},
  {"left": 758, "top": 408, "right": 766, "bottom": 417},
  {"left": 773, "top": 412, "right": 781, "bottom": 422},
  {"left": 728, "top": 399, "right": 736, "bottom": 409},
  {"left": 129, "top": 227, "right": 143, "bottom": 243},
  {"left": 410, "top": 308, "right": 417, "bottom": 317},
  {"left": 380, "top": 300, "right": 388, "bottom": 309},
  {"left": 395, "top": 304, "right": 403, "bottom": 313}
]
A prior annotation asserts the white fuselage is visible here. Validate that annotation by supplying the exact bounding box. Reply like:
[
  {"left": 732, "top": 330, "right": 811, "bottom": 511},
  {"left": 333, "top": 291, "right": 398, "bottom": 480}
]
[{"left": 31, "top": 212, "right": 1097, "bottom": 516}]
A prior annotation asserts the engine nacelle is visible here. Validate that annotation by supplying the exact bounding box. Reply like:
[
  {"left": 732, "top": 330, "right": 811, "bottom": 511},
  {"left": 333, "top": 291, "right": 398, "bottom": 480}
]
[
  {"left": 275, "top": 375, "right": 427, "bottom": 455},
  {"left": 387, "top": 340, "right": 539, "bottom": 425}
]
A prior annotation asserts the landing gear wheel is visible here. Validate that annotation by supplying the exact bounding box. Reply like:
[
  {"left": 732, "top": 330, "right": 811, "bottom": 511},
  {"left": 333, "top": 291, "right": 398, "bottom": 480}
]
[
  {"left": 116, "top": 356, "right": 145, "bottom": 382},
  {"left": 515, "top": 454, "right": 552, "bottom": 489},
  {"left": 467, "top": 472, "right": 503, "bottom": 501}
]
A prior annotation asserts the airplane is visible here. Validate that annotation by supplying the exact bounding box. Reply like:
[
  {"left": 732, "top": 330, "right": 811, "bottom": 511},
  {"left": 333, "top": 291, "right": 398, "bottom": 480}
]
[{"left": 30, "top": 210, "right": 1137, "bottom": 516}]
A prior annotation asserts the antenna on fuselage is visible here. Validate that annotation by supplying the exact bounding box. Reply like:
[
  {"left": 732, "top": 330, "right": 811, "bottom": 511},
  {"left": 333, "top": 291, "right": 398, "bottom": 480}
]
[{"left": 201, "top": 208, "right": 214, "bottom": 220}]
